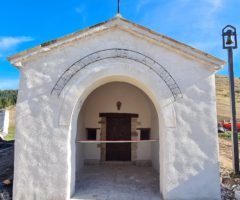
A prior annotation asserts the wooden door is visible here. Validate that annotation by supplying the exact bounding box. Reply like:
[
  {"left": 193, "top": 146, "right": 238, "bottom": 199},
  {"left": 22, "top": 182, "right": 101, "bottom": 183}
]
[{"left": 106, "top": 116, "right": 131, "bottom": 161}]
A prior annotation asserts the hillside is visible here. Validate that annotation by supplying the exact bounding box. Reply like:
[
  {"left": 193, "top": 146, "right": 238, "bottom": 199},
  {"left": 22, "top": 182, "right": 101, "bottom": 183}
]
[{"left": 215, "top": 75, "right": 240, "bottom": 121}]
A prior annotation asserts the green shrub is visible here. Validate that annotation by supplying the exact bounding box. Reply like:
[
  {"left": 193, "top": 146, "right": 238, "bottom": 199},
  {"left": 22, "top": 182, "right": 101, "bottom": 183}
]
[{"left": 219, "top": 131, "right": 240, "bottom": 140}]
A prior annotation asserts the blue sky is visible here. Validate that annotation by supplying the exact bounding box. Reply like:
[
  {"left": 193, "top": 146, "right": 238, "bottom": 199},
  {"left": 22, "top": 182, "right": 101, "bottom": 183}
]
[{"left": 0, "top": 0, "right": 240, "bottom": 90}]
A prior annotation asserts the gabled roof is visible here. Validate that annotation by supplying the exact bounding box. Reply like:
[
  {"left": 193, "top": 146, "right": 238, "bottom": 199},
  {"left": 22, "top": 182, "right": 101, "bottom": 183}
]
[{"left": 8, "top": 15, "right": 225, "bottom": 69}]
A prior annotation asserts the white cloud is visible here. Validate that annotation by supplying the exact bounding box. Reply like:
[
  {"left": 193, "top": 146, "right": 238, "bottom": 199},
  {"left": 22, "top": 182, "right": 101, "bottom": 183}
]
[
  {"left": 74, "top": 5, "right": 87, "bottom": 23},
  {"left": 136, "top": 0, "right": 152, "bottom": 12},
  {"left": 0, "top": 79, "right": 19, "bottom": 90},
  {"left": 0, "top": 36, "right": 33, "bottom": 51},
  {"left": 75, "top": 6, "right": 85, "bottom": 14},
  {"left": 206, "top": 0, "right": 223, "bottom": 9}
]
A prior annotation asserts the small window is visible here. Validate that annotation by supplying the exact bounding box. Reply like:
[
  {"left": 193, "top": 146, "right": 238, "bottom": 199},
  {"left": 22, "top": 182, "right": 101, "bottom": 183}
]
[
  {"left": 86, "top": 128, "right": 97, "bottom": 140},
  {"left": 139, "top": 128, "right": 150, "bottom": 140}
]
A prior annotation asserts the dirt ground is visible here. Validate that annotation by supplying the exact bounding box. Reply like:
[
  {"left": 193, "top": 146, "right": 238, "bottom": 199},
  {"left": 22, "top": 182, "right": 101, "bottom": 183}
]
[
  {"left": 219, "top": 137, "right": 234, "bottom": 172},
  {"left": 218, "top": 137, "right": 240, "bottom": 200}
]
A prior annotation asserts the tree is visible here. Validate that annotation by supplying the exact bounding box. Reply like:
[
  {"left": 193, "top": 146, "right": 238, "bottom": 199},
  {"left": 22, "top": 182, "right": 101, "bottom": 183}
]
[{"left": 0, "top": 90, "right": 18, "bottom": 109}]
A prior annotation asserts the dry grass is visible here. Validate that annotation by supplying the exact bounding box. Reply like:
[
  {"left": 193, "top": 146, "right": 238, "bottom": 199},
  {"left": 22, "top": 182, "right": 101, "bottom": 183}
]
[
  {"left": 216, "top": 75, "right": 240, "bottom": 172},
  {"left": 215, "top": 75, "right": 240, "bottom": 121}
]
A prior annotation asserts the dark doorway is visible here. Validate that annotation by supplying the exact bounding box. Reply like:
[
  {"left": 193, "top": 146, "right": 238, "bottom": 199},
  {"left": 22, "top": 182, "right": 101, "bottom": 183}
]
[{"left": 103, "top": 113, "right": 134, "bottom": 161}]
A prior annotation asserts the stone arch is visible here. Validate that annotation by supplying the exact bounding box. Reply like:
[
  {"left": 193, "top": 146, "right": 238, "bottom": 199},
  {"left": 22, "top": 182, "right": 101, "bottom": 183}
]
[{"left": 51, "top": 48, "right": 182, "bottom": 100}]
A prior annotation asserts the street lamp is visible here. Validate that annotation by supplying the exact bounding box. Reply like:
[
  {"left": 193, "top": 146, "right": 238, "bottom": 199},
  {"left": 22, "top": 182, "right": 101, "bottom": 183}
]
[{"left": 222, "top": 25, "right": 239, "bottom": 174}]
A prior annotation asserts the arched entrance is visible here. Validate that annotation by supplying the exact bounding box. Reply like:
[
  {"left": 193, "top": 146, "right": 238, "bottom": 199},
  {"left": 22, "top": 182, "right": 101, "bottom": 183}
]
[
  {"left": 72, "top": 82, "right": 160, "bottom": 199},
  {"left": 63, "top": 61, "right": 177, "bottom": 199}
]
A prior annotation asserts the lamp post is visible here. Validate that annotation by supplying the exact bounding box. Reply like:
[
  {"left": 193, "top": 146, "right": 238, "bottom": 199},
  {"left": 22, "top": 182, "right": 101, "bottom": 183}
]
[{"left": 222, "top": 25, "right": 239, "bottom": 174}]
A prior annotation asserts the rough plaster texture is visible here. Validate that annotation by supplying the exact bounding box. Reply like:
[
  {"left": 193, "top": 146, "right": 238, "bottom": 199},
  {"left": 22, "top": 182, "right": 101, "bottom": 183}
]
[{"left": 10, "top": 17, "right": 223, "bottom": 200}]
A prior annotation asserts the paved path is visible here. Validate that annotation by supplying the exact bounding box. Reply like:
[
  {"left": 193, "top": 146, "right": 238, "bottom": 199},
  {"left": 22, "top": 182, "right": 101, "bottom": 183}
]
[{"left": 72, "top": 164, "right": 161, "bottom": 200}]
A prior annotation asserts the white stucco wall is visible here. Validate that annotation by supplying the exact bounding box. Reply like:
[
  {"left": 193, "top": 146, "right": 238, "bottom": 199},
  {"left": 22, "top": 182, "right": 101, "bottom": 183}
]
[
  {"left": 0, "top": 110, "right": 9, "bottom": 136},
  {"left": 12, "top": 22, "right": 221, "bottom": 200},
  {"left": 163, "top": 74, "right": 220, "bottom": 200}
]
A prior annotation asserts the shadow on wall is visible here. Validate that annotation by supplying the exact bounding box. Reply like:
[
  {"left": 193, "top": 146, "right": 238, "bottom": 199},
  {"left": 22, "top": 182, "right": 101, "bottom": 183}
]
[
  {"left": 168, "top": 162, "right": 220, "bottom": 200},
  {"left": 168, "top": 77, "right": 220, "bottom": 200},
  {"left": 175, "top": 78, "right": 218, "bottom": 161},
  {"left": 13, "top": 92, "right": 68, "bottom": 199}
]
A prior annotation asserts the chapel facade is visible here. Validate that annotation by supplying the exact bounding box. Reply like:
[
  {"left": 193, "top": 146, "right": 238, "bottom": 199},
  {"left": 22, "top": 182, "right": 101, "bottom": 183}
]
[{"left": 8, "top": 16, "right": 225, "bottom": 200}]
